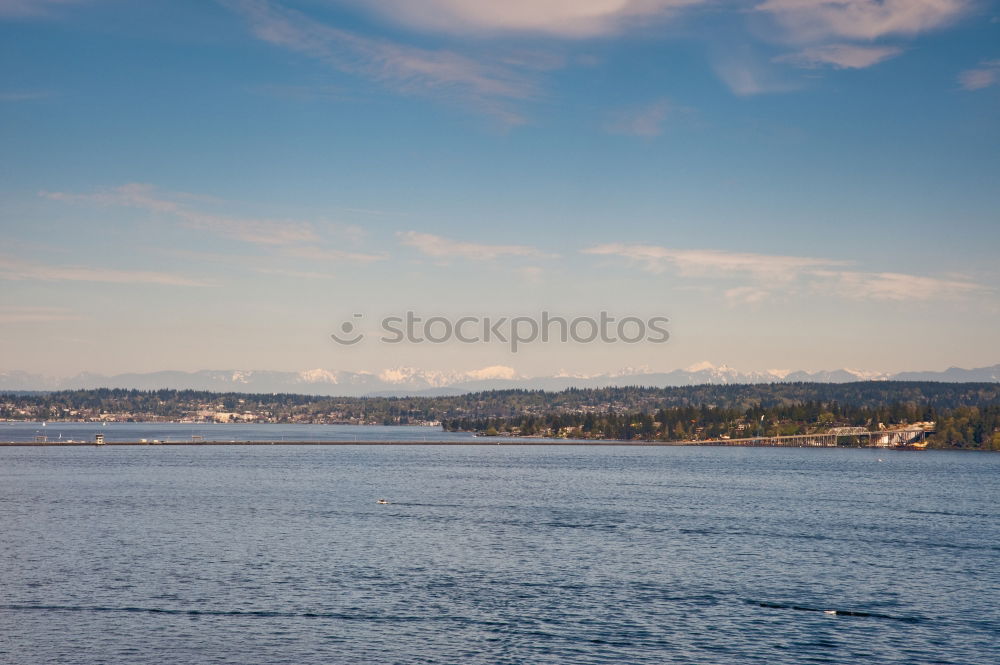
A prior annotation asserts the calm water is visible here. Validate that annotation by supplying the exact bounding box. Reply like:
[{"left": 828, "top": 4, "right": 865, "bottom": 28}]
[
  {"left": 0, "top": 422, "right": 483, "bottom": 443},
  {"left": 1, "top": 445, "right": 997, "bottom": 664}
]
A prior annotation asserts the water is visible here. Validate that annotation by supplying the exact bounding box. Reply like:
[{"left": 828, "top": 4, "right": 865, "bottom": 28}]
[
  {"left": 0, "top": 422, "right": 482, "bottom": 443},
  {"left": 1, "top": 445, "right": 997, "bottom": 664}
]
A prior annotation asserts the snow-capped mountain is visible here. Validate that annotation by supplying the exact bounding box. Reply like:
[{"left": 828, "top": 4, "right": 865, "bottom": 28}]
[{"left": 1, "top": 363, "right": 997, "bottom": 397}]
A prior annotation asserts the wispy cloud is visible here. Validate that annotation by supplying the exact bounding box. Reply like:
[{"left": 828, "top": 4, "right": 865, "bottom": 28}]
[
  {"left": 811, "top": 270, "right": 986, "bottom": 301},
  {"left": 221, "top": 0, "right": 541, "bottom": 123},
  {"left": 712, "top": 57, "right": 799, "bottom": 96},
  {"left": 959, "top": 59, "right": 1000, "bottom": 90},
  {"left": 42, "top": 184, "right": 319, "bottom": 247},
  {"left": 752, "top": 1, "right": 966, "bottom": 88},
  {"left": 774, "top": 44, "right": 902, "bottom": 69},
  {"left": 724, "top": 286, "right": 771, "bottom": 305},
  {"left": 712, "top": 0, "right": 964, "bottom": 96},
  {"left": 398, "top": 231, "right": 552, "bottom": 261},
  {"left": 43, "top": 184, "right": 386, "bottom": 276},
  {"left": 583, "top": 244, "right": 846, "bottom": 280},
  {"left": 280, "top": 246, "right": 385, "bottom": 264},
  {"left": 756, "top": 0, "right": 969, "bottom": 42},
  {"left": 161, "top": 247, "right": 381, "bottom": 276},
  {"left": 584, "top": 243, "right": 988, "bottom": 303},
  {"left": 252, "top": 267, "right": 338, "bottom": 280},
  {"left": 0, "top": 256, "right": 209, "bottom": 287},
  {"left": 344, "top": 0, "right": 705, "bottom": 38},
  {"left": 607, "top": 99, "right": 671, "bottom": 137},
  {"left": 222, "top": 0, "right": 972, "bottom": 109}
]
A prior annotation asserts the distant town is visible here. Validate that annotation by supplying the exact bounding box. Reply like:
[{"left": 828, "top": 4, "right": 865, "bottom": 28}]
[{"left": 3, "top": 382, "right": 998, "bottom": 450}]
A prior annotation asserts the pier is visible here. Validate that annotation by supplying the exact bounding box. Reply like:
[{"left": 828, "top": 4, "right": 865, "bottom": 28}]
[{"left": 695, "top": 427, "right": 930, "bottom": 447}]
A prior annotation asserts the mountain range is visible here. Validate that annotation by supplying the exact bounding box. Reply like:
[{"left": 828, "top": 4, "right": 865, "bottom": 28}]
[{"left": 2, "top": 363, "right": 998, "bottom": 397}]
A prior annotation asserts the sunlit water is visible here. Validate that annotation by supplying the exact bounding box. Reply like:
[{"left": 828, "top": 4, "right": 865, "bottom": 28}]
[{"left": 1, "top": 444, "right": 997, "bottom": 664}]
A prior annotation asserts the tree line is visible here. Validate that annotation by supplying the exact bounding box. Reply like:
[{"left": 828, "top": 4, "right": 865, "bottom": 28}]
[
  {"left": 1, "top": 383, "right": 998, "bottom": 449},
  {"left": 443, "top": 403, "right": 1000, "bottom": 450}
]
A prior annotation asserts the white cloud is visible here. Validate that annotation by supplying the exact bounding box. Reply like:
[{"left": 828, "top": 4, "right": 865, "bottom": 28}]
[
  {"left": 398, "top": 231, "right": 551, "bottom": 261},
  {"left": 584, "top": 243, "right": 989, "bottom": 303},
  {"left": 810, "top": 270, "right": 986, "bottom": 301},
  {"left": 725, "top": 286, "right": 770, "bottom": 304},
  {"left": 222, "top": 0, "right": 540, "bottom": 123},
  {"left": 0, "top": 256, "right": 209, "bottom": 287},
  {"left": 712, "top": 57, "right": 799, "bottom": 96},
  {"left": 723, "top": 2, "right": 969, "bottom": 93},
  {"left": 223, "top": 1, "right": 974, "bottom": 107},
  {"left": 43, "top": 184, "right": 383, "bottom": 266},
  {"left": 280, "top": 246, "right": 385, "bottom": 263},
  {"left": 583, "top": 243, "right": 846, "bottom": 280},
  {"left": 42, "top": 184, "right": 319, "bottom": 247},
  {"left": 607, "top": 99, "right": 671, "bottom": 136},
  {"left": 959, "top": 60, "right": 1000, "bottom": 90},
  {"left": 775, "top": 43, "right": 902, "bottom": 69},
  {"left": 756, "top": 0, "right": 969, "bottom": 41},
  {"left": 252, "top": 267, "right": 338, "bottom": 280},
  {"left": 344, "top": 0, "right": 705, "bottom": 38}
]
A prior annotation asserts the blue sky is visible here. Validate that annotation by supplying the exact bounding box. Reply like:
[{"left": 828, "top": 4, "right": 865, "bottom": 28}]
[{"left": 1, "top": 0, "right": 998, "bottom": 379}]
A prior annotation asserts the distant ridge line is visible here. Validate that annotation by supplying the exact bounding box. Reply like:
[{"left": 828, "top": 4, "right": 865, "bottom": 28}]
[{"left": 0, "top": 364, "right": 997, "bottom": 397}]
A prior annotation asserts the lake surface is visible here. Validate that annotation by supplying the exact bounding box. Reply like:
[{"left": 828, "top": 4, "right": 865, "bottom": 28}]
[
  {"left": 0, "top": 422, "right": 482, "bottom": 443},
  {"left": 1, "top": 445, "right": 997, "bottom": 664}
]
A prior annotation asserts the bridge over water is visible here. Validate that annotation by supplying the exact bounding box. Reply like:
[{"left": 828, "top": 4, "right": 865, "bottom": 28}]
[{"left": 697, "top": 427, "right": 931, "bottom": 448}]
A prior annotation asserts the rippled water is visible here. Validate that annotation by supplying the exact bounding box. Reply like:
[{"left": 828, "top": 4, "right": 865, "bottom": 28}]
[
  {"left": 1, "top": 445, "right": 997, "bottom": 664},
  {"left": 0, "top": 422, "right": 481, "bottom": 443}
]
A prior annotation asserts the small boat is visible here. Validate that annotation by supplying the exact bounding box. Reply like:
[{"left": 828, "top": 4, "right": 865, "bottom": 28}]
[
  {"left": 376, "top": 499, "right": 390, "bottom": 505},
  {"left": 893, "top": 440, "right": 929, "bottom": 451}
]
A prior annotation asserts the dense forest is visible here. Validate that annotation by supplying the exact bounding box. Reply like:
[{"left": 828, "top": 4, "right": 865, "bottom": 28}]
[
  {"left": 2, "top": 382, "right": 999, "bottom": 449},
  {"left": 443, "top": 403, "right": 1000, "bottom": 450}
]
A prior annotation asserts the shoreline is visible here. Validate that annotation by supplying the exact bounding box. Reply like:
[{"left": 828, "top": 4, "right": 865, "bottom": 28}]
[
  {"left": 0, "top": 440, "right": 687, "bottom": 447},
  {"left": 0, "top": 439, "right": 942, "bottom": 449}
]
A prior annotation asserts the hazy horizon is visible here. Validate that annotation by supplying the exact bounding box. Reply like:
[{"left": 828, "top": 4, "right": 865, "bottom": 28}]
[{"left": 3, "top": 358, "right": 1000, "bottom": 381}]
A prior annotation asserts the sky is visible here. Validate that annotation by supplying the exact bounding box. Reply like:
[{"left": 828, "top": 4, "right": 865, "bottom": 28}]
[{"left": 1, "top": 0, "right": 998, "bottom": 380}]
